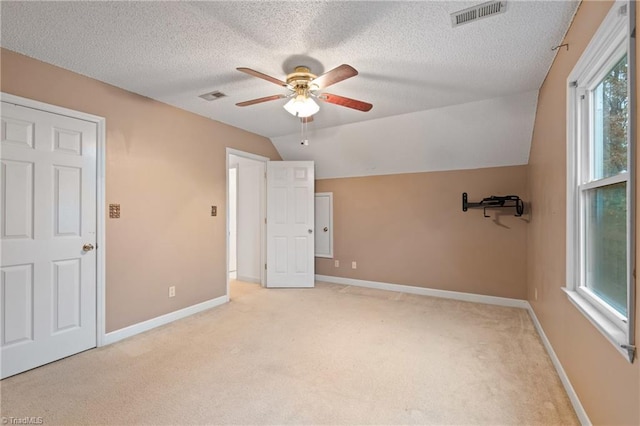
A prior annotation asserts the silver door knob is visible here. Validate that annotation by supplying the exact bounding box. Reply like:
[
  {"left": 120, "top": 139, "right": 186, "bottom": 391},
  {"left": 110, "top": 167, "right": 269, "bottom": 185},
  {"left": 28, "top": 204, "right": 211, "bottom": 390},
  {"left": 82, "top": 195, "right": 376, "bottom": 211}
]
[
  {"left": 83, "top": 244, "right": 95, "bottom": 252},
  {"left": 308, "top": 229, "right": 313, "bottom": 234},
  {"left": 324, "top": 227, "right": 328, "bottom": 232}
]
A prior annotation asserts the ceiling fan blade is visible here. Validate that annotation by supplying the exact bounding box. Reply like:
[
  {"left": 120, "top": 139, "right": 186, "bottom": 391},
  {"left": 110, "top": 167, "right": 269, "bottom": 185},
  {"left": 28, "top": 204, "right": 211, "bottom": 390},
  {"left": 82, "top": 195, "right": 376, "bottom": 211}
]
[
  {"left": 236, "top": 94, "right": 286, "bottom": 107},
  {"left": 301, "top": 116, "right": 314, "bottom": 123},
  {"left": 312, "top": 64, "right": 358, "bottom": 89},
  {"left": 320, "top": 93, "right": 373, "bottom": 112},
  {"left": 237, "top": 67, "right": 288, "bottom": 87}
]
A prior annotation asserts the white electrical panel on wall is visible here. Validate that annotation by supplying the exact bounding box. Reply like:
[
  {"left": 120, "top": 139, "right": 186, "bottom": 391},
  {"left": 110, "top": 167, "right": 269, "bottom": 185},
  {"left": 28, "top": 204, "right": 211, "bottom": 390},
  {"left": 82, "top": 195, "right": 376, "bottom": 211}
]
[{"left": 315, "top": 192, "right": 333, "bottom": 258}]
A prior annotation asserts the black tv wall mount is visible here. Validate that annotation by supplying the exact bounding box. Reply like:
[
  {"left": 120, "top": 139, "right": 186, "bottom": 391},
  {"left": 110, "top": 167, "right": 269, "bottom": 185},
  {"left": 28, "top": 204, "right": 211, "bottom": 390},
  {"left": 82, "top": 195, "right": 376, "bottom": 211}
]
[{"left": 462, "top": 192, "right": 524, "bottom": 218}]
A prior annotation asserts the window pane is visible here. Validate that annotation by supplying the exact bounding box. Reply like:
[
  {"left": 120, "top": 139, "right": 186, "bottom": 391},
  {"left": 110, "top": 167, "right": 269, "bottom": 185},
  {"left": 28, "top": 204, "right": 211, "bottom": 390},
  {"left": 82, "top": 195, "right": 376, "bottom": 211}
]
[
  {"left": 592, "top": 54, "right": 628, "bottom": 180},
  {"left": 585, "top": 182, "right": 627, "bottom": 315}
]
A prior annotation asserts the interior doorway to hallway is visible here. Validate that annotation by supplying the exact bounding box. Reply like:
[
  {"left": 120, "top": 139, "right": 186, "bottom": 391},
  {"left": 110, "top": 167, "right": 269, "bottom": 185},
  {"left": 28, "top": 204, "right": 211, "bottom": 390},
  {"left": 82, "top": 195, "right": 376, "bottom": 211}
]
[{"left": 226, "top": 149, "right": 267, "bottom": 297}]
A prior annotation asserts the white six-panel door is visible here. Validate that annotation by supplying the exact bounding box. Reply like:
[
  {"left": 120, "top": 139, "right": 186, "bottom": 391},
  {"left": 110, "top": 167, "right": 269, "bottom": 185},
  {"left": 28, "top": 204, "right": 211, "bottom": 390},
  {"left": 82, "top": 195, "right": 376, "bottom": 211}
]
[
  {"left": 266, "top": 161, "right": 315, "bottom": 288},
  {"left": 1, "top": 102, "right": 97, "bottom": 379}
]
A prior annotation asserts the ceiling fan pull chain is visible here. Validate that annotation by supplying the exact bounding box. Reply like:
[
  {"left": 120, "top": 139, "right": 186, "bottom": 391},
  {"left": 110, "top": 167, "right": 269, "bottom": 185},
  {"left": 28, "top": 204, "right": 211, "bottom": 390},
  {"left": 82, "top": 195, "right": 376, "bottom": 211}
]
[{"left": 301, "top": 117, "right": 309, "bottom": 146}]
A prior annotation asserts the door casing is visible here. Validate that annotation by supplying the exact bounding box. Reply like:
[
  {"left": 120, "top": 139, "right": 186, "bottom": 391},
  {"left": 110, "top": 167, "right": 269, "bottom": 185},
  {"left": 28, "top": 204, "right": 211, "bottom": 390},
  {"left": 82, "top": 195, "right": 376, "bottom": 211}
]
[{"left": 226, "top": 148, "right": 268, "bottom": 297}]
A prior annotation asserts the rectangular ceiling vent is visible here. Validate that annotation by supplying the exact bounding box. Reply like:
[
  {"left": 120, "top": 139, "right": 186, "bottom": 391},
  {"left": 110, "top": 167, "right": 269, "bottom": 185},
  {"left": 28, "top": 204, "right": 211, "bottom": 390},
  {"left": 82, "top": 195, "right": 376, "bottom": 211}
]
[
  {"left": 199, "top": 91, "right": 227, "bottom": 101},
  {"left": 451, "top": 1, "right": 507, "bottom": 27}
]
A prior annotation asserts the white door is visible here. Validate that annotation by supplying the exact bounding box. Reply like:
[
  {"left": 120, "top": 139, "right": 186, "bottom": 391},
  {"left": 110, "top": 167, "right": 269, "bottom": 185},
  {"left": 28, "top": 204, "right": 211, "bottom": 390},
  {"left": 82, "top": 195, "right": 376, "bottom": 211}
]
[
  {"left": 1, "top": 102, "right": 97, "bottom": 379},
  {"left": 314, "top": 192, "right": 333, "bottom": 258},
  {"left": 266, "top": 161, "right": 315, "bottom": 288}
]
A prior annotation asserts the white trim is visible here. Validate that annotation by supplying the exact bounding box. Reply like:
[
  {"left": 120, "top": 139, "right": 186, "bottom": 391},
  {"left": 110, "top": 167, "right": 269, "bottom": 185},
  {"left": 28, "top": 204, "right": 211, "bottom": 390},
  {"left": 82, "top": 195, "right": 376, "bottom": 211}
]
[
  {"left": 562, "top": 288, "right": 630, "bottom": 359},
  {"left": 228, "top": 164, "right": 239, "bottom": 275},
  {"left": 627, "top": 0, "right": 637, "bottom": 357},
  {"left": 580, "top": 171, "right": 628, "bottom": 190},
  {"left": 568, "top": 1, "right": 628, "bottom": 86},
  {"left": 1, "top": 92, "right": 105, "bottom": 124},
  {"left": 565, "top": 0, "right": 634, "bottom": 361},
  {"left": 225, "top": 148, "right": 268, "bottom": 300},
  {"left": 526, "top": 304, "right": 592, "bottom": 426},
  {"left": 103, "top": 295, "right": 228, "bottom": 345},
  {"left": 575, "top": 285, "right": 627, "bottom": 327},
  {"left": 226, "top": 148, "right": 269, "bottom": 163},
  {"left": 0, "top": 92, "right": 108, "bottom": 348},
  {"left": 315, "top": 275, "right": 528, "bottom": 309},
  {"left": 96, "top": 116, "right": 107, "bottom": 347},
  {"left": 314, "top": 192, "right": 333, "bottom": 258}
]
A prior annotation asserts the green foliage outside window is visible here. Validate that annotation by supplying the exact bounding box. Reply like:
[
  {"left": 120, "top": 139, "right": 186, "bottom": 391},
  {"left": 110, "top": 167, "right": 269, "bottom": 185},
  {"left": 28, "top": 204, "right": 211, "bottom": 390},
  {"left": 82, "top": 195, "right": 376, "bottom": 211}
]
[{"left": 586, "top": 54, "right": 628, "bottom": 316}]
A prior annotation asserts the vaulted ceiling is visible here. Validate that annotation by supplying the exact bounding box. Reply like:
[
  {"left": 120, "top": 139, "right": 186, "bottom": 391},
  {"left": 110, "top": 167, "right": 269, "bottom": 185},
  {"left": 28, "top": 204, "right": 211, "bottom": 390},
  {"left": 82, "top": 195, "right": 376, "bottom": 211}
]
[{"left": 1, "top": 1, "right": 579, "bottom": 178}]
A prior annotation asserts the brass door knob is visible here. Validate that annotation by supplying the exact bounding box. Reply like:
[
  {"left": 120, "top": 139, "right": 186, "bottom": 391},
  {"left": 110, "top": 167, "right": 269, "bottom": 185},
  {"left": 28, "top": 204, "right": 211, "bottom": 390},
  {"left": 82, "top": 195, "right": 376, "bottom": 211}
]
[{"left": 83, "top": 244, "right": 95, "bottom": 252}]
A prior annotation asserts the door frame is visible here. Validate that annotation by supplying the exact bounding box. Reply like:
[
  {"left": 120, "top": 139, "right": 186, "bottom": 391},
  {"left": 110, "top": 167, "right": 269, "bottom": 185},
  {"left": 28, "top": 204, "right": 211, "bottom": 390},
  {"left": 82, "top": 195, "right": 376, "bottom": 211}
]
[
  {"left": 225, "top": 148, "right": 268, "bottom": 297},
  {"left": 1, "top": 92, "right": 107, "bottom": 347},
  {"left": 228, "top": 164, "right": 238, "bottom": 278}
]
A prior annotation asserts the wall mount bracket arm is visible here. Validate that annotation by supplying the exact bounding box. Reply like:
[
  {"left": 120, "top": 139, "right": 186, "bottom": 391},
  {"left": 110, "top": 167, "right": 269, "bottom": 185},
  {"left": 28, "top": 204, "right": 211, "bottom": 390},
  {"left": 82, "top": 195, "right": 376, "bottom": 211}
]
[{"left": 462, "top": 192, "right": 524, "bottom": 218}]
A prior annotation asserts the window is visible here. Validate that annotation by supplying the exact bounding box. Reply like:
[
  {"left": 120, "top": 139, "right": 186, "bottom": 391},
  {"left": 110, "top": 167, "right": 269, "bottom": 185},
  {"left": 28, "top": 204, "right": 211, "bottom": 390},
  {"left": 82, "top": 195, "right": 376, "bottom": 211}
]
[{"left": 566, "top": 0, "right": 636, "bottom": 362}]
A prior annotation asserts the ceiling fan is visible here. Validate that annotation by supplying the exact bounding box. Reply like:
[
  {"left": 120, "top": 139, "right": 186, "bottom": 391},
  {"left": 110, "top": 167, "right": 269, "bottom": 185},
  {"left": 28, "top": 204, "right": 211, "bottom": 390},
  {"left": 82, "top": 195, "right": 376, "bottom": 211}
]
[{"left": 235, "top": 64, "right": 373, "bottom": 122}]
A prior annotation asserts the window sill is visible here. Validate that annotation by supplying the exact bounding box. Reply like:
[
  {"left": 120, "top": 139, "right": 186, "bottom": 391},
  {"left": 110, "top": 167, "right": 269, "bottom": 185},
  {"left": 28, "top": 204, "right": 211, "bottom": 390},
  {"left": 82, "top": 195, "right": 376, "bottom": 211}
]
[{"left": 561, "top": 287, "right": 634, "bottom": 363}]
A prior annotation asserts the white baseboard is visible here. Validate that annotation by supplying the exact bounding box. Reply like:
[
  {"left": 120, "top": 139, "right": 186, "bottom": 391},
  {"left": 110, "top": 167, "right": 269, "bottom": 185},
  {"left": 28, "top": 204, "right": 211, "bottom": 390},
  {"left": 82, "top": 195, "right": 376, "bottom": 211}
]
[
  {"left": 315, "top": 274, "right": 529, "bottom": 309},
  {"left": 102, "top": 295, "right": 229, "bottom": 346},
  {"left": 236, "top": 275, "right": 260, "bottom": 284},
  {"left": 526, "top": 304, "right": 591, "bottom": 426}
]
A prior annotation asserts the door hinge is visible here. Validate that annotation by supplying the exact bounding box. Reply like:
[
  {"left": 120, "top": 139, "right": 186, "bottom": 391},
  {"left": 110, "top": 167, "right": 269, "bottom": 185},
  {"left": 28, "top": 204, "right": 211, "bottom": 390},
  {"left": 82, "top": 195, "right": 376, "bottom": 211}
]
[
  {"left": 264, "top": 218, "right": 267, "bottom": 224},
  {"left": 265, "top": 263, "right": 267, "bottom": 270}
]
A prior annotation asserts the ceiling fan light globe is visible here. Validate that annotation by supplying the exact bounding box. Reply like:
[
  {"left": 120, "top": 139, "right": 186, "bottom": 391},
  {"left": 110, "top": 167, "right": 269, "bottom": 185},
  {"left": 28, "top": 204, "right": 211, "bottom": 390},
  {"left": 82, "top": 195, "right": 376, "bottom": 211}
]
[{"left": 283, "top": 96, "right": 319, "bottom": 118}]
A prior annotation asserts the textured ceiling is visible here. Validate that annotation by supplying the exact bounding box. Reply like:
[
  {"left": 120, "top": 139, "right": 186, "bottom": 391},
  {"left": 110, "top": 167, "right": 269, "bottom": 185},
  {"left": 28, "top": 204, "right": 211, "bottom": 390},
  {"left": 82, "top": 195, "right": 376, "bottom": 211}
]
[{"left": 0, "top": 1, "right": 579, "bottom": 177}]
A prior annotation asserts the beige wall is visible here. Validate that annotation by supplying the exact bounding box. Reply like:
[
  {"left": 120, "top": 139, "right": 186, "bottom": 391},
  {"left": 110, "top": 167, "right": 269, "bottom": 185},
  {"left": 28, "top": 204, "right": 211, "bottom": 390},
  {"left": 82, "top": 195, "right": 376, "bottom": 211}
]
[
  {"left": 4, "top": 3, "right": 639, "bottom": 420},
  {"left": 0, "top": 49, "right": 281, "bottom": 332},
  {"left": 316, "top": 165, "right": 528, "bottom": 300},
  {"left": 527, "top": 1, "right": 640, "bottom": 424}
]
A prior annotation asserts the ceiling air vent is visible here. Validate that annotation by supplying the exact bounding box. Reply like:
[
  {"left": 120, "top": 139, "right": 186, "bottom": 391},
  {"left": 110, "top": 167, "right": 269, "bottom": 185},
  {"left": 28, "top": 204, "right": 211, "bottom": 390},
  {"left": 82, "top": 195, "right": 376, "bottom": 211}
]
[
  {"left": 451, "top": 1, "right": 507, "bottom": 27},
  {"left": 199, "top": 91, "right": 227, "bottom": 101}
]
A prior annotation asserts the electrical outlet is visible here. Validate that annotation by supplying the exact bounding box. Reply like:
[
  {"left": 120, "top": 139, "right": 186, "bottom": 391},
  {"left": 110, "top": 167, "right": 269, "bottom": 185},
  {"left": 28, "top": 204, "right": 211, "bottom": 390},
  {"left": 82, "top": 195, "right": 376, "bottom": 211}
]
[
  {"left": 534, "top": 288, "right": 538, "bottom": 301},
  {"left": 169, "top": 286, "right": 176, "bottom": 298},
  {"left": 352, "top": 261, "right": 357, "bottom": 269},
  {"left": 334, "top": 260, "right": 340, "bottom": 268}
]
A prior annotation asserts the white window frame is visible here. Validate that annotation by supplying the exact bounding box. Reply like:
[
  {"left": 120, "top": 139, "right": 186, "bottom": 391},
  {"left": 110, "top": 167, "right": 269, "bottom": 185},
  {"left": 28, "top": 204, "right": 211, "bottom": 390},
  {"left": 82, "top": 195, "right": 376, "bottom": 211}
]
[{"left": 565, "top": 0, "right": 636, "bottom": 363}]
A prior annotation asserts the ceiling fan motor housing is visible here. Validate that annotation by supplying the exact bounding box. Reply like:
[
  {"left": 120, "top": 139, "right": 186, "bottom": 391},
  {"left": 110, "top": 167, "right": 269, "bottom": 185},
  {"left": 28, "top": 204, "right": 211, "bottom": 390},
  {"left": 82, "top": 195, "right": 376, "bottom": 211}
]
[{"left": 287, "top": 66, "right": 318, "bottom": 94}]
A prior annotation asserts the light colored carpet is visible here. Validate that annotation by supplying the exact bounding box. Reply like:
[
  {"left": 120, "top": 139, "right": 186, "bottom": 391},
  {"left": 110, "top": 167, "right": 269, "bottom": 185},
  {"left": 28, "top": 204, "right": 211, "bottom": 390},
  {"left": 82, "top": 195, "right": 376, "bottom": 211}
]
[{"left": 0, "top": 281, "right": 577, "bottom": 425}]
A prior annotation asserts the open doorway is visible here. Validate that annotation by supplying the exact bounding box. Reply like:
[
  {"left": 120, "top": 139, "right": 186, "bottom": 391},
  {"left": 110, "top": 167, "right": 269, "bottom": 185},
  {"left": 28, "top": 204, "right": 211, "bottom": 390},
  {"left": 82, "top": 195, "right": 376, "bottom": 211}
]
[{"left": 226, "top": 149, "right": 268, "bottom": 298}]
